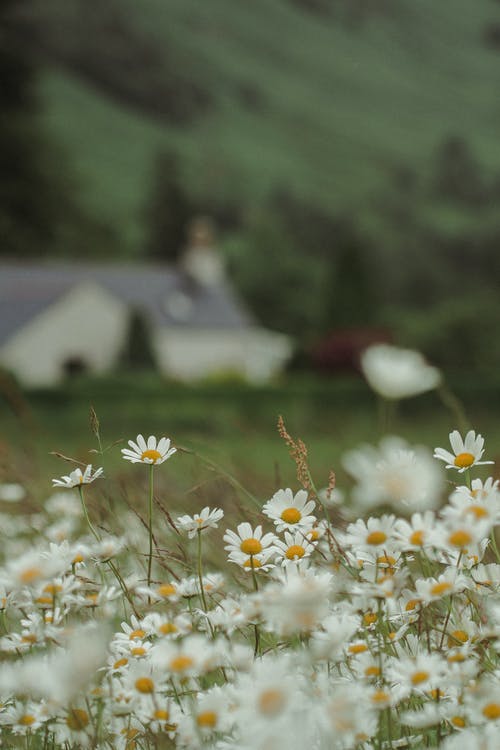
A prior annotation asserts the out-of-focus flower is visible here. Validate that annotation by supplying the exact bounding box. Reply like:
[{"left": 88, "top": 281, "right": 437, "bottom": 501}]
[
  {"left": 360, "top": 344, "right": 441, "bottom": 399},
  {"left": 121, "top": 435, "right": 176, "bottom": 465},
  {"left": 52, "top": 465, "right": 103, "bottom": 489},
  {"left": 0, "top": 483, "right": 26, "bottom": 502},
  {"left": 434, "top": 430, "right": 494, "bottom": 473},
  {"left": 343, "top": 437, "right": 444, "bottom": 512}
]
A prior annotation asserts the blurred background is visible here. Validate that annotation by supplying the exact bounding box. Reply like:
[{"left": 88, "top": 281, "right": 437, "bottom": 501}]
[{"left": 2, "top": 0, "right": 500, "bottom": 493}]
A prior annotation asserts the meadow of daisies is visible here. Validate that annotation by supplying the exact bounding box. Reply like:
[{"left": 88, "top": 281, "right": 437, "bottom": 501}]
[{"left": 1, "top": 345, "right": 500, "bottom": 749}]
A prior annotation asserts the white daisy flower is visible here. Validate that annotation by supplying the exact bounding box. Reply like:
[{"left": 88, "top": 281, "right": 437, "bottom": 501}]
[
  {"left": 53, "top": 707, "right": 93, "bottom": 748},
  {"left": 434, "top": 430, "right": 494, "bottom": 472},
  {"left": 1, "top": 702, "right": 46, "bottom": 734},
  {"left": 386, "top": 652, "right": 449, "bottom": 700},
  {"left": 52, "top": 464, "right": 103, "bottom": 488},
  {"left": 262, "top": 488, "right": 316, "bottom": 532},
  {"left": 394, "top": 511, "right": 437, "bottom": 551},
  {"left": 273, "top": 530, "right": 316, "bottom": 565},
  {"left": 360, "top": 343, "right": 441, "bottom": 399},
  {"left": 227, "top": 546, "right": 276, "bottom": 572},
  {"left": 444, "top": 478, "right": 500, "bottom": 526},
  {"left": 341, "top": 514, "right": 397, "bottom": 552},
  {"left": 151, "top": 633, "right": 216, "bottom": 678},
  {"left": 223, "top": 523, "right": 277, "bottom": 559},
  {"left": 414, "top": 570, "right": 469, "bottom": 603},
  {"left": 176, "top": 506, "right": 224, "bottom": 538},
  {"left": 121, "top": 434, "right": 176, "bottom": 465}
]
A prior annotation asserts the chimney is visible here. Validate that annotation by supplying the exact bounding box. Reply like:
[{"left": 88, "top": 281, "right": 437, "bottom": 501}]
[{"left": 180, "top": 216, "right": 225, "bottom": 287}]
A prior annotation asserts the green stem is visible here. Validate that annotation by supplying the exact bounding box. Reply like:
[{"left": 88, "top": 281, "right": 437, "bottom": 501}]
[
  {"left": 180, "top": 447, "right": 261, "bottom": 509},
  {"left": 196, "top": 530, "right": 215, "bottom": 638},
  {"left": 148, "top": 464, "right": 154, "bottom": 589},
  {"left": 490, "top": 528, "right": 500, "bottom": 563},
  {"left": 196, "top": 530, "right": 209, "bottom": 614},
  {"left": 78, "top": 485, "right": 101, "bottom": 542},
  {"left": 250, "top": 556, "right": 261, "bottom": 657}
]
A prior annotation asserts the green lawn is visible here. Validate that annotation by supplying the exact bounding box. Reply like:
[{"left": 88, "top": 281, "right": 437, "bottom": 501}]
[{"left": 2, "top": 374, "right": 500, "bottom": 521}]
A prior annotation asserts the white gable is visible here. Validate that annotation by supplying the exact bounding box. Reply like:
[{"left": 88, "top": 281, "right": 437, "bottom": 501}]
[{"left": 0, "top": 282, "right": 129, "bottom": 386}]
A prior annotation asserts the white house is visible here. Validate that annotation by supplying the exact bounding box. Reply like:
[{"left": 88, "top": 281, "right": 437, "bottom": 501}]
[{"left": 0, "top": 258, "right": 292, "bottom": 387}]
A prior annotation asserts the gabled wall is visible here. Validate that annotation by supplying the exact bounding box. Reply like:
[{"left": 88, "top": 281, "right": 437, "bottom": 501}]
[{"left": 0, "top": 283, "right": 129, "bottom": 386}]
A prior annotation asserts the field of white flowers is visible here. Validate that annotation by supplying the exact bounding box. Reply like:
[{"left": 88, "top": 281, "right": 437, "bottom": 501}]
[{"left": 1, "top": 345, "right": 499, "bottom": 749}]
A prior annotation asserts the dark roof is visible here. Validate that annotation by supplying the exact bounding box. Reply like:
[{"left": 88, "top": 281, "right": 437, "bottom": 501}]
[{"left": 0, "top": 262, "right": 254, "bottom": 345}]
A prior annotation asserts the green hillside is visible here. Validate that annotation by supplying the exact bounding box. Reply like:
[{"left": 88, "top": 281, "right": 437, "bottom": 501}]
[{"left": 32, "top": 0, "right": 500, "bottom": 254}]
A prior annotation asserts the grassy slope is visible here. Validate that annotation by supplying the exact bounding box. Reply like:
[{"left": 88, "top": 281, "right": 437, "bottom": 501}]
[{"left": 39, "top": 0, "right": 500, "bottom": 253}]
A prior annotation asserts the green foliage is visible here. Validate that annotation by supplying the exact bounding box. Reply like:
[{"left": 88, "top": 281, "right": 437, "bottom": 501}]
[
  {"left": 0, "top": 1, "right": 119, "bottom": 258},
  {"left": 143, "top": 152, "right": 193, "bottom": 262},
  {"left": 389, "top": 291, "right": 500, "bottom": 373},
  {"left": 225, "top": 211, "right": 326, "bottom": 337}
]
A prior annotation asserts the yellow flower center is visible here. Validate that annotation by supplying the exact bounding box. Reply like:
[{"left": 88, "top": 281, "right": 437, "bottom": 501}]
[
  {"left": 114, "top": 658, "right": 128, "bottom": 669},
  {"left": 371, "top": 690, "right": 390, "bottom": 704},
  {"left": 129, "top": 629, "right": 145, "bottom": 640},
  {"left": 448, "top": 652, "right": 465, "bottom": 663},
  {"left": 286, "top": 544, "right": 305, "bottom": 560},
  {"left": 366, "top": 531, "right": 387, "bottom": 545},
  {"left": 348, "top": 643, "right": 368, "bottom": 654},
  {"left": 243, "top": 557, "right": 262, "bottom": 568},
  {"left": 377, "top": 554, "right": 396, "bottom": 566},
  {"left": 410, "top": 530, "right": 424, "bottom": 546},
  {"left": 405, "top": 598, "right": 421, "bottom": 611},
  {"left": 454, "top": 452, "right": 475, "bottom": 468},
  {"left": 43, "top": 583, "right": 62, "bottom": 594},
  {"left": 20, "top": 567, "right": 42, "bottom": 584},
  {"left": 21, "top": 634, "right": 38, "bottom": 644},
  {"left": 20, "top": 715, "right": 36, "bottom": 726},
  {"left": 430, "top": 581, "right": 452, "bottom": 596},
  {"left": 72, "top": 553, "right": 84, "bottom": 564},
  {"left": 169, "top": 655, "right": 193, "bottom": 672},
  {"left": 363, "top": 612, "right": 378, "bottom": 626},
  {"left": 411, "top": 670, "right": 429, "bottom": 685},
  {"left": 141, "top": 449, "right": 162, "bottom": 463},
  {"left": 365, "top": 665, "right": 381, "bottom": 677},
  {"left": 154, "top": 709, "right": 169, "bottom": 721},
  {"left": 197, "top": 711, "right": 217, "bottom": 728},
  {"left": 66, "top": 709, "right": 90, "bottom": 730},
  {"left": 449, "top": 629, "right": 468, "bottom": 645},
  {"left": 448, "top": 530, "right": 472, "bottom": 548},
  {"left": 308, "top": 528, "right": 320, "bottom": 541},
  {"left": 451, "top": 716, "right": 466, "bottom": 728},
  {"left": 240, "top": 538, "right": 262, "bottom": 555},
  {"left": 468, "top": 505, "right": 488, "bottom": 519},
  {"left": 131, "top": 647, "right": 146, "bottom": 657},
  {"left": 135, "top": 677, "right": 154, "bottom": 694},
  {"left": 258, "top": 689, "right": 286, "bottom": 716},
  {"left": 157, "top": 583, "right": 176, "bottom": 597},
  {"left": 428, "top": 688, "right": 443, "bottom": 700},
  {"left": 483, "top": 703, "right": 500, "bottom": 720},
  {"left": 159, "top": 622, "right": 177, "bottom": 635},
  {"left": 35, "top": 596, "right": 53, "bottom": 605},
  {"left": 280, "top": 507, "right": 302, "bottom": 524}
]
